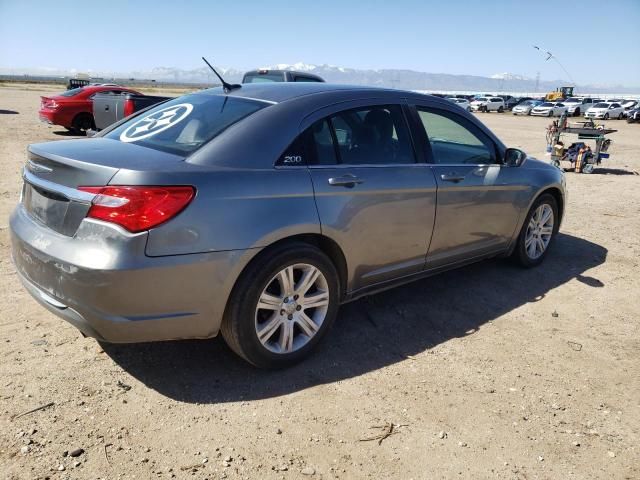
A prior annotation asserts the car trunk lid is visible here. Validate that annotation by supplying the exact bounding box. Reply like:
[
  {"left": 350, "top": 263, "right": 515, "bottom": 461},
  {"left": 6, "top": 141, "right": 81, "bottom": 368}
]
[{"left": 22, "top": 138, "right": 183, "bottom": 236}]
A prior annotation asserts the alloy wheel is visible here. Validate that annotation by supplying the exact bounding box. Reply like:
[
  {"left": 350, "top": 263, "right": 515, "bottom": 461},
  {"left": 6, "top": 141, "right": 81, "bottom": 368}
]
[
  {"left": 525, "top": 204, "right": 554, "bottom": 260},
  {"left": 255, "top": 263, "right": 330, "bottom": 354}
]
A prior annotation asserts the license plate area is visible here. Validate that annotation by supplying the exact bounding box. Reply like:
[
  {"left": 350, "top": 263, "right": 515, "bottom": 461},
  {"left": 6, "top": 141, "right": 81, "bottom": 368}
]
[{"left": 23, "top": 182, "right": 70, "bottom": 232}]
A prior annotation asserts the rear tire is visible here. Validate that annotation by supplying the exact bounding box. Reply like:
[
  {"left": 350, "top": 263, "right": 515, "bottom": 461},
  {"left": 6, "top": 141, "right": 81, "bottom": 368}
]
[
  {"left": 221, "top": 242, "right": 340, "bottom": 369},
  {"left": 498, "top": 106, "right": 504, "bottom": 113},
  {"left": 512, "top": 194, "right": 559, "bottom": 268},
  {"left": 71, "top": 113, "right": 95, "bottom": 134}
]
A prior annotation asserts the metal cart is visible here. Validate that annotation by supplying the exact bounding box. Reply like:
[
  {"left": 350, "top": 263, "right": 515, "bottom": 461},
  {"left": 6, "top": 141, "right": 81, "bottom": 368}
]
[{"left": 547, "top": 113, "right": 616, "bottom": 174}]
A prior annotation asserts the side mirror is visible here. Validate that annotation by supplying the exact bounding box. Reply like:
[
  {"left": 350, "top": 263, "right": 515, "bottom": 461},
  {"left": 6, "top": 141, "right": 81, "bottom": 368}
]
[{"left": 504, "top": 148, "right": 526, "bottom": 167}]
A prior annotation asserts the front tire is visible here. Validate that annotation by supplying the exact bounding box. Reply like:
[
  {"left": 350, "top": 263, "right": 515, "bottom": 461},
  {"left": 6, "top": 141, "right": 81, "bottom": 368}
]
[
  {"left": 603, "top": 113, "right": 609, "bottom": 120},
  {"left": 221, "top": 243, "right": 340, "bottom": 368},
  {"left": 513, "top": 194, "right": 559, "bottom": 268}
]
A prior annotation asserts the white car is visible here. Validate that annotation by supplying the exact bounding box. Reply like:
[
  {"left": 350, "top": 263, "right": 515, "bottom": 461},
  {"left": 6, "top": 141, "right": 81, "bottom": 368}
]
[
  {"left": 584, "top": 102, "right": 625, "bottom": 120},
  {"left": 470, "top": 97, "right": 505, "bottom": 113},
  {"left": 561, "top": 97, "right": 596, "bottom": 116},
  {"left": 445, "top": 97, "right": 471, "bottom": 111},
  {"left": 621, "top": 100, "right": 639, "bottom": 117},
  {"left": 512, "top": 100, "right": 543, "bottom": 115},
  {"left": 530, "top": 102, "right": 568, "bottom": 117}
]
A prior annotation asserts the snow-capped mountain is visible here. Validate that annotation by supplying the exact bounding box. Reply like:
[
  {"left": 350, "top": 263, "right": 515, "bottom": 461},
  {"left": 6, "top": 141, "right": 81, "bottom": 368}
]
[
  {"left": 490, "top": 72, "right": 532, "bottom": 81},
  {"left": 1, "top": 64, "right": 637, "bottom": 94}
]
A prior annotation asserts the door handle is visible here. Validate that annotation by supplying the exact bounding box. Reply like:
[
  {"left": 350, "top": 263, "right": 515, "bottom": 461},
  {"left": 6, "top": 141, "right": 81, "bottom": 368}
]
[
  {"left": 440, "top": 173, "right": 465, "bottom": 182},
  {"left": 328, "top": 174, "right": 364, "bottom": 187},
  {"left": 104, "top": 105, "right": 109, "bottom": 111}
]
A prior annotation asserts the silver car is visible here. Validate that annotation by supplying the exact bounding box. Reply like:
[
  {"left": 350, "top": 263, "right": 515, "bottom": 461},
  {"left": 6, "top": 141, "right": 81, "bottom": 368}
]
[{"left": 10, "top": 83, "right": 566, "bottom": 368}]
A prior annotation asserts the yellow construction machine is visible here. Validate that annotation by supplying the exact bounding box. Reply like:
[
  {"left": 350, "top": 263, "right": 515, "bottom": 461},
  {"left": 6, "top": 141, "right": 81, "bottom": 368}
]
[{"left": 545, "top": 86, "right": 575, "bottom": 102}]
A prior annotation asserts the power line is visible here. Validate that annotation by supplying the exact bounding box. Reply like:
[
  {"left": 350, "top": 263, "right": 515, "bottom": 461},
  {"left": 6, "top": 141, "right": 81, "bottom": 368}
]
[{"left": 532, "top": 46, "right": 576, "bottom": 85}]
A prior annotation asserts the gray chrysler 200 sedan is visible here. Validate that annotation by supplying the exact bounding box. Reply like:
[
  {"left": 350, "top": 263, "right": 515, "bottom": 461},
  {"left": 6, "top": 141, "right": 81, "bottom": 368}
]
[{"left": 10, "top": 83, "right": 566, "bottom": 368}]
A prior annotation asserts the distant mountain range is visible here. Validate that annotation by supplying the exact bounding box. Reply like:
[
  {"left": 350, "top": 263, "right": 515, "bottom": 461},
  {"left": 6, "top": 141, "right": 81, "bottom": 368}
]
[{"left": 1, "top": 63, "right": 638, "bottom": 94}]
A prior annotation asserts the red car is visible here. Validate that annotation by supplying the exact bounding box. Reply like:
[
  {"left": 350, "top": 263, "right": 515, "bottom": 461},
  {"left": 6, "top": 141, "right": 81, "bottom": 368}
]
[{"left": 39, "top": 85, "right": 141, "bottom": 133}]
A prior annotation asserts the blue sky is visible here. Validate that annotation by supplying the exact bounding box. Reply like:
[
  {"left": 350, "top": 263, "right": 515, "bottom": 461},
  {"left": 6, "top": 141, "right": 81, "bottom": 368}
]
[{"left": 0, "top": 0, "right": 638, "bottom": 86}]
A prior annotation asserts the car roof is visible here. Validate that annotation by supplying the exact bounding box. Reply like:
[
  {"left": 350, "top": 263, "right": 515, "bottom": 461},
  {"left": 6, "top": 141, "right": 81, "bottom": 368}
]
[{"left": 199, "top": 82, "right": 404, "bottom": 104}]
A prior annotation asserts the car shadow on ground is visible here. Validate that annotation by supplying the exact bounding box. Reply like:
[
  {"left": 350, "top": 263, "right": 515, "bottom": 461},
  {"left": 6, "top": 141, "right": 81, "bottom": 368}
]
[
  {"left": 53, "top": 130, "right": 84, "bottom": 137},
  {"left": 103, "top": 233, "right": 607, "bottom": 403},
  {"left": 592, "top": 167, "right": 639, "bottom": 176},
  {"left": 0, "top": 109, "right": 19, "bottom": 114}
]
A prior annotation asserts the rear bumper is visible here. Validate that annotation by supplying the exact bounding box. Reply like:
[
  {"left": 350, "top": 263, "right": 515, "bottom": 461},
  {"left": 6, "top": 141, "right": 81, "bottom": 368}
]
[
  {"left": 38, "top": 109, "right": 68, "bottom": 127},
  {"left": 10, "top": 204, "right": 253, "bottom": 343}
]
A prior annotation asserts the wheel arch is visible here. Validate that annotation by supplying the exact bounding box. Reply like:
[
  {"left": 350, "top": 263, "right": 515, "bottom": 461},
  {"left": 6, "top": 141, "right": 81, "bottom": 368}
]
[
  {"left": 72, "top": 111, "right": 95, "bottom": 130},
  {"left": 507, "top": 185, "right": 565, "bottom": 256},
  {"left": 539, "top": 186, "right": 565, "bottom": 224},
  {"left": 233, "top": 233, "right": 349, "bottom": 301}
]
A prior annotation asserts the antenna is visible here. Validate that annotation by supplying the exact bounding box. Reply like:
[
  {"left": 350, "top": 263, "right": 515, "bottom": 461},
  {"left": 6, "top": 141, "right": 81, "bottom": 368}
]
[{"left": 201, "top": 57, "right": 241, "bottom": 93}]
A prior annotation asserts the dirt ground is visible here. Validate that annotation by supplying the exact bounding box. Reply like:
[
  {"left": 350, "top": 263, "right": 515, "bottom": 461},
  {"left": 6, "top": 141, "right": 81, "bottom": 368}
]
[{"left": 0, "top": 84, "right": 638, "bottom": 480}]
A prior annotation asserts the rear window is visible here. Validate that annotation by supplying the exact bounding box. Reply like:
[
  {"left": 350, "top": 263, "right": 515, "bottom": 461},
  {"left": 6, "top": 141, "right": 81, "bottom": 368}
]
[
  {"left": 104, "top": 93, "right": 267, "bottom": 155},
  {"left": 59, "top": 87, "right": 84, "bottom": 97},
  {"left": 243, "top": 72, "right": 284, "bottom": 83}
]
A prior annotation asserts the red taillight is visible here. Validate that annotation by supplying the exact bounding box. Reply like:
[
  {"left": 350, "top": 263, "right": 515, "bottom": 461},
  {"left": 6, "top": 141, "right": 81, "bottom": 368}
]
[
  {"left": 123, "top": 98, "right": 135, "bottom": 117},
  {"left": 41, "top": 98, "right": 58, "bottom": 109},
  {"left": 78, "top": 186, "right": 195, "bottom": 233}
]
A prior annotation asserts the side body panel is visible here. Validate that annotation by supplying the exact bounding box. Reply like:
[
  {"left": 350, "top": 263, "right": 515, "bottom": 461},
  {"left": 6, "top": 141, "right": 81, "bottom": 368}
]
[
  {"left": 109, "top": 168, "right": 322, "bottom": 256},
  {"left": 310, "top": 165, "right": 437, "bottom": 290},
  {"left": 426, "top": 164, "right": 531, "bottom": 267}
]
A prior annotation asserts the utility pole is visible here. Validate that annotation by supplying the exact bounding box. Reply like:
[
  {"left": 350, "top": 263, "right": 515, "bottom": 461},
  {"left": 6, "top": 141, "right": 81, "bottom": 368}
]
[{"left": 535, "top": 71, "right": 540, "bottom": 94}]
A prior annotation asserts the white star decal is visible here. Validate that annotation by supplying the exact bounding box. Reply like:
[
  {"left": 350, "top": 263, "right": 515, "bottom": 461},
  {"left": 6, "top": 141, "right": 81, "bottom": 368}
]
[{"left": 120, "top": 103, "right": 194, "bottom": 143}]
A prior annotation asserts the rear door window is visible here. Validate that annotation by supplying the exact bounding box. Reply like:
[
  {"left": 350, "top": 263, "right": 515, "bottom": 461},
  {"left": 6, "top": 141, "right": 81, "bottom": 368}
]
[
  {"left": 327, "top": 105, "right": 415, "bottom": 165},
  {"left": 279, "top": 105, "right": 416, "bottom": 167},
  {"left": 104, "top": 93, "right": 267, "bottom": 155}
]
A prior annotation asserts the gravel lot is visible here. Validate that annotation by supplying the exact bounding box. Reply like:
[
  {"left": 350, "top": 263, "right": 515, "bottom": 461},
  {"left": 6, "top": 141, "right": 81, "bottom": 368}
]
[{"left": 1, "top": 84, "right": 638, "bottom": 479}]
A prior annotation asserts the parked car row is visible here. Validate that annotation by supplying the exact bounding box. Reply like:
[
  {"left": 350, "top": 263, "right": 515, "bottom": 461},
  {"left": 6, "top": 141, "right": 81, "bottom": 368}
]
[{"left": 508, "top": 97, "right": 639, "bottom": 119}]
